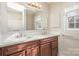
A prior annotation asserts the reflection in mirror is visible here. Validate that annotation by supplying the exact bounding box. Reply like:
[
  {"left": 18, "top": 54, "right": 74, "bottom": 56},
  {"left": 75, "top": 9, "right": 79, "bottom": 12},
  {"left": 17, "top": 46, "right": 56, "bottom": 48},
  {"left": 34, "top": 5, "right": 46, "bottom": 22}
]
[
  {"left": 26, "top": 9, "right": 48, "bottom": 30},
  {"left": 26, "top": 10, "right": 35, "bottom": 30},
  {"left": 7, "top": 2, "right": 26, "bottom": 31}
]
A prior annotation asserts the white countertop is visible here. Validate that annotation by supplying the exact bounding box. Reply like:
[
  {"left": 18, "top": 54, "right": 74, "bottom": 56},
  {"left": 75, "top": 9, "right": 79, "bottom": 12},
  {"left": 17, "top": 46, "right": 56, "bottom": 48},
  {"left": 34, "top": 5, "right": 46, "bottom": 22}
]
[{"left": 0, "top": 34, "right": 59, "bottom": 47}]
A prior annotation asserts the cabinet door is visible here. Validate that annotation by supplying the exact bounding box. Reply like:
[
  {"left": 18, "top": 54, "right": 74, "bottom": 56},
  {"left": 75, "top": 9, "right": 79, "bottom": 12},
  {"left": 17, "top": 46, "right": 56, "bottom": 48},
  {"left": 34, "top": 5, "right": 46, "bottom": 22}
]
[
  {"left": 31, "top": 46, "right": 39, "bottom": 56},
  {"left": 40, "top": 43, "right": 51, "bottom": 56},
  {"left": 9, "top": 51, "right": 25, "bottom": 56},
  {"left": 52, "top": 48, "right": 58, "bottom": 56},
  {"left": 3, "top": 43, "right": 26, "bottom": 56},
  {"left": 25, "top": 46, "right": 32, "bottom": 56},
  {"left": 51, "top": 38, "right": 58, "bottom": 56},
  {"left": 26, "top": 46, "right": 39, "bottom": 56},
  {"left": 0, "top": 48, "right": 2, "bottom": 56}
]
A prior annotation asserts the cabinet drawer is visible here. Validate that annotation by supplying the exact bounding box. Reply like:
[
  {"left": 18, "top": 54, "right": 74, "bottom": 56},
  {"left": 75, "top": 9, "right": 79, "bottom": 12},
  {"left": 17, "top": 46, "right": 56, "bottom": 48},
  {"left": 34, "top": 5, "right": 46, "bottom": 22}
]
[
  {"left": 40, "top": 36, "right": 58, "bottom": 44},
  {"left": 51, "top": 36, "right": 58, "bottom": 42},
  {"left": 9, "top": 51, "right": 25, "bottom": 56},
  {"left": 40, "top": 38, "right": 51, "bottom": 44},
  {"left": 32, "top": 40, "right": 39, "bottom": 46},
  {"left": 3, "top": 43, "right": 26, "bottom": 55},
  {"left": 26, "top": 40, "right": 39, "bottom": 46}
]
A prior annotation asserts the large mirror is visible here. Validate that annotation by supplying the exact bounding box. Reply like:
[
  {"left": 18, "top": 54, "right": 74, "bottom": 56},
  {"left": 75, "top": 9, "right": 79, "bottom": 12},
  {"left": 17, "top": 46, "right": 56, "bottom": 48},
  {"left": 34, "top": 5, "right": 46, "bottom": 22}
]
[{"left": 6, "top": 2, "right": 48, "bottom": 31}]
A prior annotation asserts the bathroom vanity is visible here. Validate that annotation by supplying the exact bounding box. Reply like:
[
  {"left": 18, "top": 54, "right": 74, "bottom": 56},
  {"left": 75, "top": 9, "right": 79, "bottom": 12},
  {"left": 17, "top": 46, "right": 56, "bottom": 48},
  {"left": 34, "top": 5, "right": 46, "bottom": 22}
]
[
  {"left": 0, "top": 36, "right": 58, "bottom": 56},
  {"left": 0, "top": 3, "right": 58, "bottom": 56}
]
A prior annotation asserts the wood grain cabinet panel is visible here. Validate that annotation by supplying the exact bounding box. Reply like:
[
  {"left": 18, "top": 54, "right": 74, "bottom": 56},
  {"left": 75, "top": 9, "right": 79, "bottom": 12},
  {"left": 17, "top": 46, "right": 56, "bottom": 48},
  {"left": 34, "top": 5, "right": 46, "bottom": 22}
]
[
  {"left": 52, "top": 36, "right": 58, "bottom": 42},
  {"left": 52, "top": 41, "right": 58, "bottom": 48},
  {"left": 3, "top": 43, "right": 26, "bottom": 55},
  {"left": 40, "top": 38, "right": 52, "bottom": 44},
  {"left": 40, "top": 43, "right": 51, "bottom": 56},
  {"left": 0, "top": 48, "right": 2, "bottom": 56},
  {"left": 51, "top": 36, "right": 58, "bottom": 56},
  {"left": 3, "top": 46, "right": 18, "bottom": 55},
  {"left": 25, "top": 46, "right": 32, "bottom": 56},
  {"left": 26, "top": 46, "right": 39, "bottom": 56},
  {"left": 9, "top": 51, "right": 25, "bottom": 56},
  {"left": 31, "top": 46, "right": 39, "bottom": 56},
  {"left": 25, "top": 40, "right": 39, "bottom": 56},
  {"left": 52, "top": 48, "right": 58, "bottom": 56}
]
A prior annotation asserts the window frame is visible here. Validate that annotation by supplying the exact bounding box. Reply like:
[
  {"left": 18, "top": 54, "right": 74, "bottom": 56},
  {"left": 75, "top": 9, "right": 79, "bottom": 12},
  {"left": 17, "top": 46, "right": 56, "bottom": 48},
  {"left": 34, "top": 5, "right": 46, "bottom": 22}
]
[{"left": 65, "top": 9, "right": 79, "bottom": 30}]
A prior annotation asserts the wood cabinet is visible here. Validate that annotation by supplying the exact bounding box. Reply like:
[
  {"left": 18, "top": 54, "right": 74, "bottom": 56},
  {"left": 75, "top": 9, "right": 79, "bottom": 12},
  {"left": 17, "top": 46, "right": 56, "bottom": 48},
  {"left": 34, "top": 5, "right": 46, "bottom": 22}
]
[{"left": 0, "top": 36, "right": 58, "bottom": 56}]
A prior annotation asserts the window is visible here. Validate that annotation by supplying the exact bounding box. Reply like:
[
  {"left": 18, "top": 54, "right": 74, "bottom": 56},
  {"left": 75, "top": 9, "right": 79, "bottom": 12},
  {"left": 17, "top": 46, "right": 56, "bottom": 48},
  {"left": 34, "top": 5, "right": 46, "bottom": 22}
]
[
  {"left": 68, "top": 16, "right": 74, "bottom": 28},
  {"left": 64, "top": 4, "right": 79, "bottom": 30},
  {"left": 66, "top": 15, "right": 79, "bottom": 30},
  {"left": 75, "top": 16, "right": 79, "bottom": 28},
  {"left": 65, "top": 7, "right": 79, "bottom": 30}
]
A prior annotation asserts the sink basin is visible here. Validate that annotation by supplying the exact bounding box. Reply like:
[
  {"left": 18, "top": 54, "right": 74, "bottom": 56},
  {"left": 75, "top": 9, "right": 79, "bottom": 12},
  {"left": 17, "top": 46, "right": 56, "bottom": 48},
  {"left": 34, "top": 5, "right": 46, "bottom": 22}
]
[
  {"left": 4, "top": 34, "right": 54, "bottom": 43},
  {"left": 4, "top": 35, "right": 35, "bottom": 42}
]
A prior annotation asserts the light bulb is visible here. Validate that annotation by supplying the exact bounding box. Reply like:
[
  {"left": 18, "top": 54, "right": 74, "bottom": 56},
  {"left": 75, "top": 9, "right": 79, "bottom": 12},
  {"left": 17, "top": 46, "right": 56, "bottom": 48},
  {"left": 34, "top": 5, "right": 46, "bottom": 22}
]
[{"left": 32, "top": 2, "right": 35, "bottom": 5}]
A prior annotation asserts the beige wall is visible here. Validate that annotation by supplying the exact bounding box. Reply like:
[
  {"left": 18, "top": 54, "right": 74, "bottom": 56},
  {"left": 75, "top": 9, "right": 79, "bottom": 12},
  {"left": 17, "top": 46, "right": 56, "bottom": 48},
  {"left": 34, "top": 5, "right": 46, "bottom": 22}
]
[
  {"left": 37, "top": 2, "right": 49, "bottom": 12},
  {"left": 48, "top": 3, "right": 62, "bottom": 33}
]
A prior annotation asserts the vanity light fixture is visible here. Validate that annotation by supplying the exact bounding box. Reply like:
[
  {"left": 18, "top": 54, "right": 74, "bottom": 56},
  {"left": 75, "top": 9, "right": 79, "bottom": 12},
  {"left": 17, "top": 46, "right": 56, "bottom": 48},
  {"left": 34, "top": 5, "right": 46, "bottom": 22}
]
[{"left": 26, "top": 2, "right": 42, "bottom": 9}]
